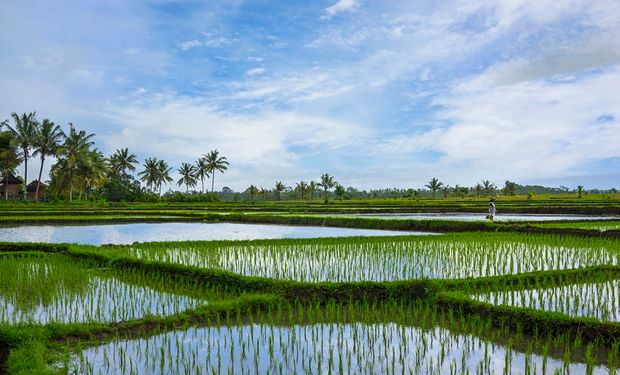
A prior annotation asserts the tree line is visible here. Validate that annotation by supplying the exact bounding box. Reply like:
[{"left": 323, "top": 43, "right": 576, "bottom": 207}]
[{"left": 0, "top": 112, "right": 228, "bottom": 201}]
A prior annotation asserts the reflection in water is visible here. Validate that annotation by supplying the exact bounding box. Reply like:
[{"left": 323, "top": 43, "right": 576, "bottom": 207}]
[
  {"left": 71, "top": 322, "right": 610, "bottom": 374},
  {"left": 471, "top": 280, "right": 620, "bottom": 322},
  {"left": 0, "top": 255, "right": 209, "bottom": 324},
  {"left": 0, "top": 222, "right": 424, "bottom": 245}
]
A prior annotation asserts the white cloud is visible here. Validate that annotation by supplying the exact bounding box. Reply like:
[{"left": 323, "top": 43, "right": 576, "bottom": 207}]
[
  {"left": 323, "top": 0, "right": 359, "bottom": 18},
  {"left": 245, "top": 67, "right": 266, "bottom": 76}
]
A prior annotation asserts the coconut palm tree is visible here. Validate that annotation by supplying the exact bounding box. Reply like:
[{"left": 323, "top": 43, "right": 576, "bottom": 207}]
[
  {"left": 32, "top": 119, "right": 65, "bottom": 201},
  {"left": 204, "top": 149, "right": 229, "bottom": 193},
  {"left": 247, "top": 184, "right": 258, "bottom": 201},
  {"left": 75, "top": 148, "right": 108, "bottom": 200},
  {"left": 318, "top": 173, "right": 336, "bottom": 197},
  {"left": 56, "top": 123, "right": 95, "bottom": 201},
  {"left": 177, "top": 162, "right": 198, "bottom": 192},
  {"left": 425, "top": 177, "right": 443, "bottom": 197},
  {"left": 481, "top": 180, "right": 496, "bottom": 196},
  {"left": 108, "top": 148, "right": 138, "bottom": 179},
  {"left": 295, "top": 180, "right": 309, "bottom": 200},
  {"left": 577, "top": 185, "right": 584, "bottom": 198},
  {"left": 156, "top": 159, "right": 173, "bottom": 195},
  {"left": 274, "top": 181, "right": 286, "bottom": 200},
  {"left": 3, "top": 112, "right": 38, "bottom": 199},
  {"left": 308, "top": 180, "right": 318, "bottom": 200},
  {"left": 474, "top": 183, "right": 483, "bottom": 198},
  {"left": 138, "top": 157, "right": 159, "bottom": 192},
  {"left": 334, "top": 184, "right": 346, "bottom": 200},
  {"left": 0, "top": 131, "right": 23, "bottom": 200},
  {"left": 195, "top": 157, "right": 210, "bottom": 194}
]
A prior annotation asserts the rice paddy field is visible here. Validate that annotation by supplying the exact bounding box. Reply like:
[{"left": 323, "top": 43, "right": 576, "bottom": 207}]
[{"left": 1, "top": 203, "right": 620, "bottom": 374}]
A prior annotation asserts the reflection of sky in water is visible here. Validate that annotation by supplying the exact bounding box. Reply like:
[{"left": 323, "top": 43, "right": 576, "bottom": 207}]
[
  {"left": 332, "top": 213, "right": 618, "bottom": 221},
  {"left": 70, "top": 323, "right": 607, "bottom": 374},
  {"left": 0, "top": 223, "right": 427, "bottom": 245}
]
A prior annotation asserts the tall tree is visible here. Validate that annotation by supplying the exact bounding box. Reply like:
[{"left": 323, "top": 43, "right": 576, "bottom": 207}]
[
  {"left": 318, "top": 173, "right": 336, "bottom": 197},
  {"left": 295, "top": 180, "right": 309, "bottom": 200},
  {"left": 274, "top": 181, "right": 286, "bottom": 200},
  {"left": 177, "top": 162, "right": 198, "bottom": 192},
  {"left": 577, "top": 185, "right": 584, "bottom": 198},
  {"left": 56, "top": 123, "right": 95, "bottom": 201},
  {"left": 247, "top": 184, "right": 258, "bottom": 201},
  {"left": 481, "top": 180, "right": 496, "bottom": 195},
  {"left": 0, "top": 131, "right": 23, "bottom": 200},
  {"left": 425, "top": 177, "right": 443, "bottom": 197},
  {"left": 75, "top": 148, "right": 108, "bottom": 200},
  {"left": 474, "top": 183, "right": 483, "bottom": 198},
  {"left": 195, "top": 157, "right": 210, "bottom": 194},
  {"left": 334, "top": 184, "right": 346, "bottom": 200},
  {"left": 156, "top": 159, "right": 173, "bottom": 195},
  {"left": 32, "top": 119, "right": 65, "bottom": 201},
  {"left": 138, "top": 157, "right": 159, "bottom": 192},
  {"left": 4, "top": 112, "right": 38, "bottom": 199},
  {"left": 442, "top": 185, "right": 450, "bottom": 198},
  {"left": 308, "top": 181, "right": 318, "bottom": 200},
  {"left": 108, "top": 148, "right": 138, "bottom": 179},
  {"left": 502, "top": 180, "right": 517, "bottom": 196},
  {"left": 204, "top": 149, "right": 229, "bottom": 193}
]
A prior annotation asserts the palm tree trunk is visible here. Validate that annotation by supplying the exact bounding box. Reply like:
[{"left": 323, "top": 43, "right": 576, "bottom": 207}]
[
  {"left": 3, "top": 171, "right": 8, "bottom": 200},
  {"left": 23, "top": 152, "right": 28, "bottom": 200},
  {"left": 201, "top": 177, "right": 204, "bottom": 194},
  {"left": 68, "top": 170, "right": 73, "bottom": 201},
  {"left": 211, "top": 174, "right": 215, "bottom": 193},
  {"left": 35, "top": 156, "right": 45, "bottom": 201}
]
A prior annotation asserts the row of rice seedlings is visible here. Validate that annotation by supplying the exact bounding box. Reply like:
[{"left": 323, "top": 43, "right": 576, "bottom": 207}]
[
  {"left": 471, "top": 279, "right": 620, "bottom": 322},
  {"left": 115, "top": 234, "right": 619, "bottom": 282},
  {"left": 68, "top": 300, "right": 620, "bottom": 374},
  {"left": 0, "top": 254, "right": 233, "bottom": 325},
  {"left": 0, "top": 215, "right": 157, "bottom": 222},
  {"left": 537, "top": 221, "right": 620, "bottom": 232}
]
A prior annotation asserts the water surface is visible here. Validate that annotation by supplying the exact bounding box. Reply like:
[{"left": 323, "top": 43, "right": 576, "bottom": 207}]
[{"left": 0, "top": 222, "right": 426, "bottom": 245}]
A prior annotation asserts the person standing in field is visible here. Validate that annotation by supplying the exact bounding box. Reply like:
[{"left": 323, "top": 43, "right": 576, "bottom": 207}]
[{"left": 488, "top": 198, "right": 496, "bottom": 220}]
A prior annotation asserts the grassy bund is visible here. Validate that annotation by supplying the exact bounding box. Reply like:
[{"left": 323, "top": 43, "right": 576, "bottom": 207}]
[{"left": 1, "top": 198, "right": 620, "bottom": 373}]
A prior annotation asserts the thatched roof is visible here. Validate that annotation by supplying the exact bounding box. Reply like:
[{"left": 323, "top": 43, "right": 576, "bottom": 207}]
[
  {"left": 0, "top": 174, "right": 21, "bottom": 185},
  {"left": 27, "top": 180, "right": 47, "bottom": 192}
]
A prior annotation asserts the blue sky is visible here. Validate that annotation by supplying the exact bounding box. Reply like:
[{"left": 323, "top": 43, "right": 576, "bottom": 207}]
[{"left": 1, "top": 0, "right": 619, "bottom": 191}]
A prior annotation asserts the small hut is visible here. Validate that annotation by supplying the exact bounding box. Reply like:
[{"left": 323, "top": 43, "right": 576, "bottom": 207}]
[
  {"left": 27, "top": 180, "right": 48, "bottom": 200},
  {"left": 0, "top": 174, "right": 22, "bottom": 199}
]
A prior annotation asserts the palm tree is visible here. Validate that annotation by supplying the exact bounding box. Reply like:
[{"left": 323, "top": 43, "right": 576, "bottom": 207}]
[
  {"left": 32, "top": 119, "right": 65, "bottom": 201},
  {"left": 295, "top": 180, "right": 309, "bottom": 200},
  {"left": 204, "top": 149, "right": 229, "bottom": 193},
  {"left": 577, "top": 185, "right": 584, "bottom": 198},
  {"left": 3, "top": 112, "right": 38, "bottom": 199},
  {"left": 108, "top": 148, "right": 138, "bottom": 179},
  {"left": 75, "top": 148, "right": 108, "bottom": 200},
  {"left": 502, "top": 180, "right": 517, "bottom": 196},
  {"left": 318, "top": 173, "right": 336, "bottom": 197},
  {"left": 195, "top": 157, "right": 210, "bottom": 194},
  {"left": 138, "top": 157, "right": 159, "bottom": 192},
  {"left": 56, "top": 123, "right": 95, "bottom": 201},
  {"left": 481, "top": 180, "right": 496, "bottom": 196},
  {"left": 156, "top": 159, "right": 173, "bottom": 195},
  {"left": 308, "top": 181, "right": 318, "bottom": 200},
  {"left": 474, "top": 183, "right": 483, "bottom": 198},
  {"left": 442, "top": 185, "right": 450, "bottom": 198},
  {"left": 259, "top": 187, "right": 269, "bottom": 201},
  {"left": 334, "top": 184, "right": 346, "bottom": 200},
  {"left": 247, "top": 184, "right": 258, "bottom": 201},
  {"left": 177, "top": 162, "right": 198, "bottom": 192},
  {"left": 0, "top": 131, "right": 23, "bottom": 200},
  {"left": 274, "top": 181, "right": 286, "bottom": 200},
  {"left": 425, "top": 177, "right": 443, "bottom": 197}
]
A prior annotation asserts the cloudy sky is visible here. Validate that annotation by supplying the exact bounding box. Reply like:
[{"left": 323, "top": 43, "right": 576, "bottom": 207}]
[{"left": 1, "top": 0, "right": 619, "bottom": 191}]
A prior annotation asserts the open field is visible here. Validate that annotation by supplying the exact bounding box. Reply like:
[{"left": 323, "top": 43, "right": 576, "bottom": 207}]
[{"left": 1, "top": 201, "right": 620, "bottom": 373}]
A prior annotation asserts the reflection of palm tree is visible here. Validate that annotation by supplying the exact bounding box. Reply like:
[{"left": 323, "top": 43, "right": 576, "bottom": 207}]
[
  {"left": 138, "top": 157, "right": 159, "bottom": 192},
  {"left": 425, "top": 177, "right": 443, "bottom": 197},
  {"left": 4, "top": 112, "right": 38, "bottom": 199},
  {"left": 33, "top": 119, "right": 65, "bottom": 201},
  {"left": 56, "top": 123, "right": 95, "bottom": 201},
  {"left": 204, "top": 149, "right": 229, "bottom": 193},
  {"left": 0, "top": 130, "right": 23, "bottom": 200},
  {"left": 177, "top": 162, "right": 198, "bottom": 192},
  {"left": 195, "top": 157, "right": 210, "bottom": 194},
  {"left": 108, "top": 148, "right": 138, "bottom": 178}
]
